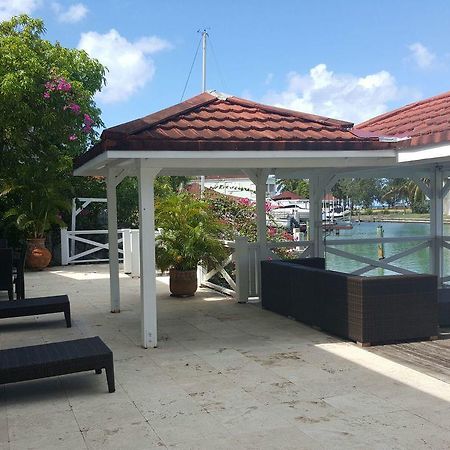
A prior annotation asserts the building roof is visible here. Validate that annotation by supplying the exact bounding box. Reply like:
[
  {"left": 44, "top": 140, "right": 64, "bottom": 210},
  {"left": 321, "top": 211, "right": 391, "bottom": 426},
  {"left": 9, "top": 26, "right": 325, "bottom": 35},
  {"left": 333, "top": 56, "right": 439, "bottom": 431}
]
[
  {"left": 356, "top": 91, "right": 450, "bottom": 148},
  {"left": 75, "top": 91, "right": 400, "bottom": 169},
  {"left": 272, "top": 191, "right": 302, "bottom": 200}
]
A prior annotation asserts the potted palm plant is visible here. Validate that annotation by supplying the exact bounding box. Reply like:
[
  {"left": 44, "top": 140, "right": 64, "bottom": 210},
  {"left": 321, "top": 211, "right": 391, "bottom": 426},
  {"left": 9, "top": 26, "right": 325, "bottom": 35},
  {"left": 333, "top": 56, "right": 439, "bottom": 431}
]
[
  {"left": 3, "top": 173, "right": 71, "bottom": 269},
  {"left": 155, "top": 193, "right": 227, "bottom": 297}
]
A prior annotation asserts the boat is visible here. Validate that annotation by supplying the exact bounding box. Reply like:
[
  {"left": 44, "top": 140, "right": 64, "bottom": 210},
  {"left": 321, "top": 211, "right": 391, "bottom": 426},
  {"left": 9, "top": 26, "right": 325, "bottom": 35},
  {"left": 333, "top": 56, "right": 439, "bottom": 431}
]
[{"left": 268, "top": 204, "right": 309, "bottom": 230}]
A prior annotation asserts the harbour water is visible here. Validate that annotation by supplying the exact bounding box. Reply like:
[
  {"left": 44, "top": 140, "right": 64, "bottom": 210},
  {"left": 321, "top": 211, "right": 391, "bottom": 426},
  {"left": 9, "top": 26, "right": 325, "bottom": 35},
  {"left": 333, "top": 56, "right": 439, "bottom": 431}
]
[{"left": 324, "top": 221, "right": 450, "bottom": 276}]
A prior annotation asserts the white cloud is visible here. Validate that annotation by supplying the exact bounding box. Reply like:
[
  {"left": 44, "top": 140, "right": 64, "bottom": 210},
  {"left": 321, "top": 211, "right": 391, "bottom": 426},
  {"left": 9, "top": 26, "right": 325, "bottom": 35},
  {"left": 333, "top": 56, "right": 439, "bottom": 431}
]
[
  {"left": 52, "top": 2, "right": 88, "bottom": 23},
  {"left": 263, "top": 64, "right": 419, "bottom": 123},
  {"left": 0, "top": 0, "right": 41, "bottom": 21},
  {"left": 78, "top": 29, "right": 171, "bottom": 104},
  {"left": 408, "top": 42, "right": 436, "bottom": 69},
  {"left": 264, "top": 73, "right": 274, "bottom": 85}
]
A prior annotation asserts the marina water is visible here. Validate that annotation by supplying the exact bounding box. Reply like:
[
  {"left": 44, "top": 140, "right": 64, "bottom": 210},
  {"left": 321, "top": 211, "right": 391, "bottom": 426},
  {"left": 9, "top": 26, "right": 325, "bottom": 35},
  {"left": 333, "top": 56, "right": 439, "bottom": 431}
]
[{"left": 324, "top": 221, "right": 449, "bottom": 276}]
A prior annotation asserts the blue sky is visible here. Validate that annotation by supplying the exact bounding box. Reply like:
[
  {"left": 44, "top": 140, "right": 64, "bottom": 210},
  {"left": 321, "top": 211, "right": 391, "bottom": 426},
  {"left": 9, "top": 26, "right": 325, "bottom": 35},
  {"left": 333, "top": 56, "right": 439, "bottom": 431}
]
[{"left": 2, "top": 0, "right": 450, "bottom": 128}]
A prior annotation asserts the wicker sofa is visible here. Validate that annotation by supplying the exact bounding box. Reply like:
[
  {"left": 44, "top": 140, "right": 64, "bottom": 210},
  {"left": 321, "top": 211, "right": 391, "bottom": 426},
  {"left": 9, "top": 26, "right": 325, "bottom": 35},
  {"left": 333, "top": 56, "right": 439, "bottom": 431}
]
[{"left": 260, "top": 258, "right": 438, "bottom": 345}]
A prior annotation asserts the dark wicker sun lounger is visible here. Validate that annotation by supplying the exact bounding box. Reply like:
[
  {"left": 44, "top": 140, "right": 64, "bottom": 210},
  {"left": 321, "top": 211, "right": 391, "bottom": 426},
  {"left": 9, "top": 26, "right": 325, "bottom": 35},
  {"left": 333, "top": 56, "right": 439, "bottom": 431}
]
[
  {"left": 0, "top": 336, "right": 115, "bottom": 393},
  {"left": 0, "top": 295, "right": 71, "bottom": 327}
]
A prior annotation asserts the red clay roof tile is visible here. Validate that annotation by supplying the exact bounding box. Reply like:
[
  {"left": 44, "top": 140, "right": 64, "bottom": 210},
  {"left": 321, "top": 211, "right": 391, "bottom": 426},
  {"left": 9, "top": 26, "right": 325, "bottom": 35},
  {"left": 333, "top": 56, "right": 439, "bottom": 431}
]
[
  {"left": 75, "top": 91, "right": 402, "bottom": 169},
  {"left": 356, "top": 91, "right": 450, "bottom": 147}
]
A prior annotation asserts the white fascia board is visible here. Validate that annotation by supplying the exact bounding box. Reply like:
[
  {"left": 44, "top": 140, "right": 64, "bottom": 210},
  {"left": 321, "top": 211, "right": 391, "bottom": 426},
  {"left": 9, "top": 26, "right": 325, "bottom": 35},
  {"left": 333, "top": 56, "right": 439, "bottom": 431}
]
[
  {"left": 73, "top": 152, "right": 108, "bottom": 176},
  {"left": 73, "top": 149, "right": 397, "bottom": 176},
  {"left": 398, "top": 144, "right": 450, "bottom": 163},
  {"left": 134, "top": 150, "right": 397, "bottom": 169}
]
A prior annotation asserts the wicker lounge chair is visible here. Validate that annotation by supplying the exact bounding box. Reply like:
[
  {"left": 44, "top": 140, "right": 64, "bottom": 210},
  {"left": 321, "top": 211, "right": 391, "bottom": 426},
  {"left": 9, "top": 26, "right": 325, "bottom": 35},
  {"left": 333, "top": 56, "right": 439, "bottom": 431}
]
[
  {"left": 0, "top": 336, "right": 115, "bottom": 393},
  {"left": 0, "top": 295, "right": 71, "bottom": 327},
  {"left": 13, "top": 246, "right": 26, "bottom": 300},
  {"left": 0, "top": 248, "right": 14, "bottom": 300}
]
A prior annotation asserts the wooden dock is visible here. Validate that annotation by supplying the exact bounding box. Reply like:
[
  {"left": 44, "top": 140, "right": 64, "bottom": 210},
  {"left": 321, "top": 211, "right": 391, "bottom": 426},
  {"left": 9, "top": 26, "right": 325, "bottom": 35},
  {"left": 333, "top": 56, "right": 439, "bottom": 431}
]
[
  {"left": 366, "top": 329, "right": 450, "bottom": 383},
  {"left": 322, "top": 223, "right": 353, "bottom": 232}
]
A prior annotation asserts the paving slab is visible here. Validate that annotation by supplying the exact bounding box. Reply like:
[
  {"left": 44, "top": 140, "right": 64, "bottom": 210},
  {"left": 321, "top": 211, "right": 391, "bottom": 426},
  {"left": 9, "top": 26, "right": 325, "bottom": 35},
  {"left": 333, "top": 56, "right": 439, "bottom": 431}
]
[{"left": 1, "top": 263, "right": 450, "bottom": 449}]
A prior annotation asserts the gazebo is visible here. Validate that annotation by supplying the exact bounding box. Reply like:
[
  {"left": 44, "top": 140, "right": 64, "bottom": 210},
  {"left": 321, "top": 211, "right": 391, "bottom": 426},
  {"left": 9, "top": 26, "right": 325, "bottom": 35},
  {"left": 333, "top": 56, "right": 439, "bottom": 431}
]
[
  {"left": 74, "top": 90, "right": 412, "bottom": 348},
  {"left": 355, "top": 90, "right": 450, "bottom": 285}
]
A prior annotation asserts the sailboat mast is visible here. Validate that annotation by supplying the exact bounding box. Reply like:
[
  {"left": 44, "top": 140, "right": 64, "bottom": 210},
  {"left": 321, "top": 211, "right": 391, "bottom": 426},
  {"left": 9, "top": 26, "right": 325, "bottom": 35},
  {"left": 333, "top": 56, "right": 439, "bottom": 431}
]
[
  {"left": 201, "top": 29, "right": 207, "bottom": 92},
  {"left": 200, "top": 29, "right": 208, "bottom": 197}
]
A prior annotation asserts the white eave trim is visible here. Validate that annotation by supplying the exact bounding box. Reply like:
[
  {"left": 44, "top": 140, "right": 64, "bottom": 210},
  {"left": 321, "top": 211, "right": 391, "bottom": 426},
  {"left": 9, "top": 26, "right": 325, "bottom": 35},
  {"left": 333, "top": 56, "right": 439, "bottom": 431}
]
[
  {"left": 73, "top": 149, "right": 397, "bottom": 176},
  {"left": 73, "top": 152, "right": 108, "bottom": 176},
  {"left": 107, "top": 149, "right": 397, "bottom": 159},
  {"left": 398, "top": 143, "right": 450, "bottom": 163}
]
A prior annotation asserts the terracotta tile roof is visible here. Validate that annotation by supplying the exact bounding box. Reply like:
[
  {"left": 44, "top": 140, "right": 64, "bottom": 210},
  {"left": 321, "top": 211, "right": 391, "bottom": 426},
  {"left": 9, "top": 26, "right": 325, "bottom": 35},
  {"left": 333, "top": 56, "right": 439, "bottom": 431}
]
[
  {"left": 356, "top": 91, "right": 450, "bottom": 147},
  {"left": 272, "top": 191, "right": 302, "bottom": 200},
  {"left": 75, "top": 91, "right": 401, "bottom": 169}
]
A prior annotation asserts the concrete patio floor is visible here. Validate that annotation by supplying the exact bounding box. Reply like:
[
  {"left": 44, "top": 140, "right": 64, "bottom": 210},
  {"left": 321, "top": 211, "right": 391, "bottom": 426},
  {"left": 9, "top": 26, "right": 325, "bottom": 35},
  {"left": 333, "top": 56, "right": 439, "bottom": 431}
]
[{"left": 1, "top": 264, "right": 450, "bottom": 450}]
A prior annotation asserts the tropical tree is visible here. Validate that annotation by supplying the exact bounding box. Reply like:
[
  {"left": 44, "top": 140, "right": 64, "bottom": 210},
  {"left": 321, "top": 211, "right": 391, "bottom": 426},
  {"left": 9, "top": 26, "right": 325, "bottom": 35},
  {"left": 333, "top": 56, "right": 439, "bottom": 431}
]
[
  {"left": 0, "top": 15, "right": 105, "bottom": 242},
  {"left": 382, "top": 178, "right": 429, "bottom": 213},
  {"left": 3, "top": 168, "right": 71, "bottom": 238},
  {"left": 0, "top": 15, "right": 105, "bottom": 175},
  {"left": 332, "top": 178, "right": 383, "bottom": 209},
  {"left": 278, "top": 179, "right": 309, "bottom": 198}
]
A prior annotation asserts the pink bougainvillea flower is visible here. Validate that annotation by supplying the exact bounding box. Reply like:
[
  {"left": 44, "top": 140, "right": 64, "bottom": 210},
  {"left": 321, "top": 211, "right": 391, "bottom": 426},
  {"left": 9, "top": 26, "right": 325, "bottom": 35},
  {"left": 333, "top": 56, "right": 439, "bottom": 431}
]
[
  {"left": 45, "top": 81, "right": 56, "bottom": 91},
  {"left": 43, "top": 91, "right": 51, "bottom": 99},
  {"left": 69, "top": 134, "right": 77, "bottom": 141},
  {"left": 57, "top": 78, "right": 71, "bottom": 92},
  {"left": 82, "top": 124, "right": 92, "bottom": 134},
  {"left": 268, "top": 226, "right": 277, "bottom": 237},
  {"left": 65, "top": 103, "right": 81, "bottom": 114},
  {"left": 282, "top": 231, "right": 294, "bottom": 241},
  {"left": 238, "top": 197, "right": 250, "bottom": 206},
  {"left": 83, "top": 113, "right": 93, "bottom": 125}
]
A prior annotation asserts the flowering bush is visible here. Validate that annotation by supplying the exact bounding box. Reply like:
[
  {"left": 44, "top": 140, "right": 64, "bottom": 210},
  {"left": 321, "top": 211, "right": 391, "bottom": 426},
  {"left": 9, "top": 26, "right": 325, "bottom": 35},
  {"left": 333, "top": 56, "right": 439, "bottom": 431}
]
[
  {"left": 43, "top": 75, "right": 96, "bottom": 142},
  {"left": 205, "top": 193, "right": 295, "bottom": 258}
]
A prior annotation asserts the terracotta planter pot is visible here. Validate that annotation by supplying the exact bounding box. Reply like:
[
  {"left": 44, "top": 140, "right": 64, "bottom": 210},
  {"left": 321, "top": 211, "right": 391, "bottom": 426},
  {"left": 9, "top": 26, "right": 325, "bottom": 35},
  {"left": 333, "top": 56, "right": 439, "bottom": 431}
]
[
  {"left": 26, "top": 238, "right": 52, "bottom": 270},
  {"left": 169, "top": 269, "right": 197, "bottom": 297}
]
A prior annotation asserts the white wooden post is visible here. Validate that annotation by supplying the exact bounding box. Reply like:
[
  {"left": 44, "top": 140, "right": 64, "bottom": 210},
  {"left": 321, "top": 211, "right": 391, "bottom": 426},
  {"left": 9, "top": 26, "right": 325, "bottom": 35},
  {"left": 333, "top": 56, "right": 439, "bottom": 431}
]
[
  {"left": 309, "top": 175, "right": 325, "bottom": 258},
  {"left": 255, "top": 171, "right": 269, "bottom": 258},
  {"left": 243, "top": 170, "right": 269, "bottom": 254},
  {"left": 138, "top": 165, "right": 161, "bottom": 348},
  {"left": 70, "top": 198, "right": 76, "bottom": 258},
  {"left": 60, "top": 228, "right": 69, "bottom": 265},
  {"left": 249, "top": 169, "right": 270, "bottom": 299},
  {"left": 430, "top": 165, "right": 444, "bottom": 284},
  {"left": 131, "top": 229, "right": 140, "bottom": 278},
  {"left": 234, "top": 236, "right": 250, "bottom": 303},
  {"left": 122, "top": 229, "right": 132, "bottom": 274},
  {"left": 107, "top": 169, "right": 120, "bottom": 313}
]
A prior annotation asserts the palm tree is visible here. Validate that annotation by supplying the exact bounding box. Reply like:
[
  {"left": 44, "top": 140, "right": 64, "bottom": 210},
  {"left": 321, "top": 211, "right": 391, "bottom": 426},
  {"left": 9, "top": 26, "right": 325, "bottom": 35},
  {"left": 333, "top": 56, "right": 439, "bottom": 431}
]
[{"left": 382, "top": 178, "right": 429, "bottom": 211}]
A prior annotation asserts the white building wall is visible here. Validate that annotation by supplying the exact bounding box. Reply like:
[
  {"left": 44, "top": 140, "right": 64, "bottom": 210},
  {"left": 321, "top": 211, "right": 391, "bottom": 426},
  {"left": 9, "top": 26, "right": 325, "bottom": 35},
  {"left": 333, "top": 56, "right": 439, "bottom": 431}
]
[{"left": 204, "top": 175, "right": 276, "bottom": 201}]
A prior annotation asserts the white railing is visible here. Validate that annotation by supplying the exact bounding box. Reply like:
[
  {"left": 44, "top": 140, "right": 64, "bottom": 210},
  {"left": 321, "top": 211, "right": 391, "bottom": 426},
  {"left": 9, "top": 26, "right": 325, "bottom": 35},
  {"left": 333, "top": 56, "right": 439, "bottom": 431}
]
[
  {"left": 61, "top": 228, "right": 139, "bottom": 268},
  {"left": 200, "top": 237, "right": 314, "bottom": 302},
  {"left": 63, "top": 226, "right": 445, "bottom": 297},
  {"left": 200, "top": 237, "right": 261, "bottom": 301},
  {"left": 61, "top": 226, "right": 313, "bottom": 302},
  {"left": 325, "top": 236, "right": 433, "bottom": 276}
]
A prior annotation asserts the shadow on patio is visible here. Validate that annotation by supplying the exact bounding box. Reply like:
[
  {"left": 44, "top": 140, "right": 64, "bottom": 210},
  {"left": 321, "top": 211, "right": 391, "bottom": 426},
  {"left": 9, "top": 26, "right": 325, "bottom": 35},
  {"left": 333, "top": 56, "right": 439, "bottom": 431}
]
[{"left": 1, "top": 263, "right": 450, "bottom": 449}]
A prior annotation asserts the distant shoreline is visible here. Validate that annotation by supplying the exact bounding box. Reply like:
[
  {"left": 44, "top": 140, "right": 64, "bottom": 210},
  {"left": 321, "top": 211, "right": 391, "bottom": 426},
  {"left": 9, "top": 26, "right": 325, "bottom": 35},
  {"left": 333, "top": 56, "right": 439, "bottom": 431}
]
[{"left": 355, "top": 216, "right": 450, "bottom": 224}]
